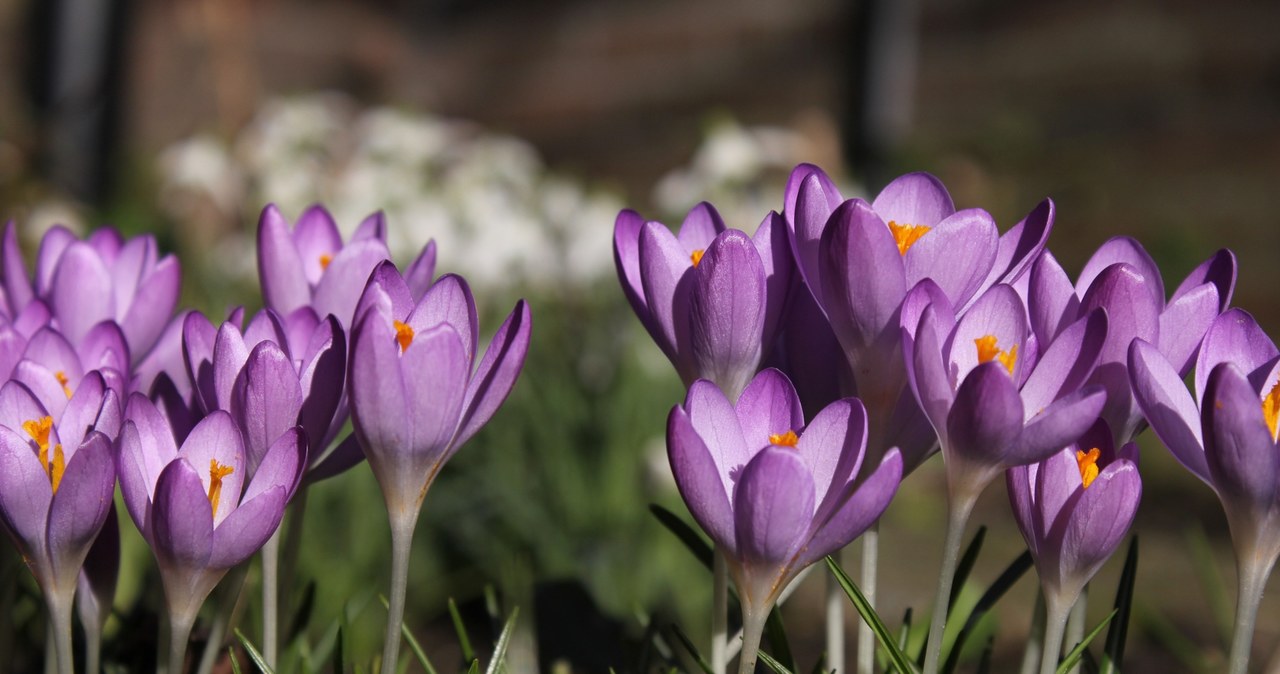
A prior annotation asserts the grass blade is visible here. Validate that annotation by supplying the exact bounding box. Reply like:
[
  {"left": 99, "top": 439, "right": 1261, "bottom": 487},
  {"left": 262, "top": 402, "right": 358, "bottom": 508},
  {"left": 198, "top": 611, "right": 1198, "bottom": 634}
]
[
  {"left": 1056, "top": 608, "right": 1118, "bottom": 674},
  {"left": 1100, "top": 536, "right": 1138, "bottom": 674},
  {"left": 449, "top": 598, "right": 476, "bottom": 663},
  {"left": 234, "top": 629, "right": 276, "bottom": 674},
  {"left": 287, "top": 580, "right": 317, "bottom": 644},
  {"left": 897, "top": 607, "right": 913, "bottom": 655},
  {"left": 764, "top": 603, "right": 796, "bottom": 674},
  {"left": 377, "top": 595, "right": 439, "bottom": 674},
  {"left": 826, "top": 556, "right": 918, "bottom": 674},
  {"left": 333, "top": 624, "right": 345, "bottom": 674},
  {"left": 758, "top": 649, "right": 796, "bottom": 674},
  {"left": 467, "top": 659, "right": 480, "bottom": 674},
  {"left": 485, "top": 608, "right": 519, "bottom": 674},
  {"left": 650, "top": 504, "right": 714, "bottom": 569},
  {"left": 670, "top": 623, "right": 715, "bottom": 674},
  {"left": 942, "top": 550, "right": 1034, "bottom": 674},
  {"left": 229, "top": 648, "right": 243, "bottom": 674}
]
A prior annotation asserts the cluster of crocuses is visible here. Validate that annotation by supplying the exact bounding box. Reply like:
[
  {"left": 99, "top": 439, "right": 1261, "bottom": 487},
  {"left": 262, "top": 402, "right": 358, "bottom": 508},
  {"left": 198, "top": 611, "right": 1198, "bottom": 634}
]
[
  {"left": 0, "top": 205, "right": 530, "bottom": 674},
  {"left": 615, "top": 164, "right": 1272, "bottom": 674}
]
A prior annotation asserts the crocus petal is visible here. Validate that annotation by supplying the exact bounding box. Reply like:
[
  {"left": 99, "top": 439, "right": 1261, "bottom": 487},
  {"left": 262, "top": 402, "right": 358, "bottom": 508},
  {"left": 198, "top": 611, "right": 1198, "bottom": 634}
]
[
  {"left": 354, "top": 261, "right": 414, "bottom": 329},
  {"left": 212, "top": 324, "right": 250, "bottom": 413},
  {"left": 1028, "top": 250, "right": 1080, "bottom": 347},
  {"left": 1158, "top": 282, "right": 1220, "bottom": 376},
  {"left": 297, "top": 316, "right": 345, "bottom": 450},
  {"left": 244, "top": 428, "right": 305, "bottom": 502},
  {"left": 802, "top": 448, "right": 902, "bottom": 567},
  {"left": 453, "top": 300, "right": 532, "bottom": 449},
  {"left": 34, "top": 226, "right": 76, "bottom": 298},
  {"left": 2, "top": 221, "right": 32, "bottom": 313},
  {"left": 349, "top": 313, "right": 409, "bottom": 460},
  {"left": 676, "top": 202, "right": 726, "bottom": 251},
  {"left": 291, "top": 205, "right": 344, "bottom": 286},
  {"left": 232, "top": 342, "right": 303, "bottom": 474},
  {"left": 907, "top": 305, "right": 955, "bottom": 437},
  {"left": 0, "top": 379, "right": 52, "bottom": 434},
  {"left": 689, "top": 230, "right": 766, "bottom": 399},
  {"left": 1080, "top": 263, "right": 1160, "bottom": 440},
  {"left": 1171, "top": 248, "right": 1236, "bottom": 312},
  {"left": 176, "top": 412, "right": 245, "bottom": 528},
  {"left": 753, "top": 212, "right": 794, "bottom": 348},
  {"left": 404, "top": 240, "right": 437, "bottom": 302},
  {"left": 152, "top": 459, "right": 214, "bottom": 569},
  {"left": 408, "top": 274, "right": 478, "bottom": 365},
  {"left": 735, "top": 368, "right": 804, "bottom": 453},
  {"left": 1076, "top": 237, "right": 1164, "bottom": 308},
  {"left": 306, "top": 433, "right": 365, "bottom": 482},
  {"left": 779, "top": 285, "right": 846, "bottom": 419},
  {"left": 11, "top": 361, "right": 71, "bottom": 422},
  {"left": 638, "top": 221, "right": 695, "bottom": 375},
  {"left": 871, "top": 172, "right": 954, "bottom": 227},
  {"left": 796, "top": 398, "right": 865, "bottom": 517},
  {"left": 257, "top": 204, "right": 311, "bottom": 315},
  {"left": 1197, "top": 309, "right": 1280, "bottom": 402},
  {"left": 57, "top": 372, "right": 107, "bottom": 451},
  {"left": 613, "top": 210, "right": 651, "bottom": 325},
  {"left": 353, "top": 210, "right": 387, "bottom": 242},
  {"left": 0, "top": 327, "right": 23, "bottom": 381},
  {"left": 120, "top": 256, "right": 180, "bottom": 357},
  {"left": 1013, "top": 386, "right": 1107, "bottom": 467},
  {"left": 667, "top": 406, "right": 735, "bottom": 553},
  {"left": 183, "top": 312, "right": 218, "bottom": 413},
  {"left": 80, "top": 321, "right": 131, "bottom": 375},
  {"left": 947, "top": 284, "right": 1028, "bottom": 385},
  {"left": 51, "top": 243, "right": 114, "bottom": 347},
  {"left": 312, "top": 238, "right": 392, "bottom": 328},
  {"left": 982, "top": 199, "right": 1054, "bottom": 292},
  {"left": 684, "top": 379, "right": 750, "bottom": 493},
  {"left": 820, "top": 199, "right": 906, "bottom": 357},
  {"left": 0, "top": 425, "right": 52, "bottom": 556},
  {"left": 401, "top": 325, "right": 469, "bottom": 463},
  {"left": 1128, "top": 338, "right": 1209, "bottom": 483},
  {"left": 1203, "top": 363, "right": 1278, "bottom": 514},
  {"left": 900, "top": 279, "right": 954, "bottom": 347},
  {"left": 785, "top": 168, "right": 843, "bottom": 306},
  {"left": 1057, "top": 460, "right": 1141, "bottom": 593},
  {"left": 1020, "top": 309, "right": 1107, "bottom": 415},
  {"left": 946, "top": 362, "right": 1025, "bottom": 468},
  {"left": 46, "top": 432, "right": 115, "bottom": 582},
  {"left": 208, "top": 486, "right": 287, "bottom": 569},
  {"left": 904, "top": 208, "right": 999, "bottom": 309},
  {"left": 1007, "top": 463, "right": 1038, "bottom": 558},
  {"left": 734, "top": 447, "right": 814, "bottom": 567}
]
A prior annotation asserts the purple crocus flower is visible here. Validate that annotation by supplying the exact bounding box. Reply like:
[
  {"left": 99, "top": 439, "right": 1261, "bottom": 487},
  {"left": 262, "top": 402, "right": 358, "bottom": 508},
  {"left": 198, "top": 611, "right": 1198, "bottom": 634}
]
[
  {"left": 1029, "top": 239, "right": 1234, "bottom": 444},
  {"left": 902, "top": 281, "right": 1107, "bottom": 671},
  {"left": 784, "top": 164, "right": 1052, "bottom": 468},
  {"left": 10, "top": 324, "right": 130, "bottom": 422},
  {"left": 116, "top": 395, "right": 304, "bottom": 671},
  {"left": 1007, "top": 420, "right": 1141, "bottom": 672},
  {"left": 257, "top": 204, "right": 391, "bottom": 329},
  {"left": 0, "top": 221, "right": 54, "bottom": 336},
  {"left": 666, "top": 368, "right": 902, "bottom": 674},
  {"left": 613, "top": 203, "right": 792, "bottom": 400},
  {"left": 1129, "top": 308, "right": 1280, "bottom": 674},
  {"left": 349, "top": 260, "right": 531, "bottom": 670},
  {"left": 0, "top": 375, "right": 119, "bottom": 674}
]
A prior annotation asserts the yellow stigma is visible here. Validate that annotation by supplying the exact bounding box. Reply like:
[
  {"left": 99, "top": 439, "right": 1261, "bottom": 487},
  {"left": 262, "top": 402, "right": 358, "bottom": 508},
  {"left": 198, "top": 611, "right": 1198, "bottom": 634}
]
[
  {"left": 23, "top": 417, "right": 64, "bottom": 493},
  {"left": 1263, "top": 380, "right": 1280, "bottom": 441},
  {"left": 23, "top": 416, "right": 52, "bottom": 451},
  {"left": 690, "top": 249, "right": 705, "bottom": 268},
  {"left": 393, "top": 320, "right": 415, "bottom": 353},
  {"left": 54, "top": 371, "right": 72, "bottom": 399},
  {"left": 974, "top": 334, "right": 1018, "bottom": 376},
  {"left": 319, "top": 253, "right": 333, "bottom": 270},
  {"left": 769, "top": 430, "right": 800, "bottom": 447},
  {"left": 888, "top": 220, "right": 931, "bottom": 256},
  {"left": 208, "top": 460, "right": 235, "bottom": 518},
  {"left": 1076, "top": 448, "right": 1101, "bottom": 489}
]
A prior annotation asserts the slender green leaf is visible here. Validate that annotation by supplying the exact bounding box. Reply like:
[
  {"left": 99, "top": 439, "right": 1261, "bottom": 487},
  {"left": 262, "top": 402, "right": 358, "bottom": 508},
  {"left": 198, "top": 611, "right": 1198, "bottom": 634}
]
[
  {"left": 948, "top": 526, "right": 987, "bottom": 613},
  {"left": 670, "top": 623, "right": 715, "bottom": 674},
  {"left": 333, "top": 624, "right": 345, "bottom": 674},
  {"left": 287, "top": 580, "right": 317, "bottom": 643},
  {"left": 467, "top": 659, "right": 480, "bottom": 674},
  {"left": 897, "top": 607, "right": 913, "bottom": 656},
  {"left": 942, "top": 550, "right": 1034, "bottom": 674},
  {"left": 1056, "top": 608, "right": 1118, "bottom": 674},
  {"left": 229, "top": 648, "right": 244, "bottom": 674},
  {"left": 235, "top": 629, "right": 276, "bottom": 674},
  {"left": 1100, "top": 536, "right": 1138, "bottom": 674},
  {"left": 376, "top": 594, "right": 440, "bottom": 674},
  {"left": 764, "top": 603, "right": 796, "bottom": 674},
  {"left": 808, "top": 653, "right": 829, "bottom": 674},
  {"left": 826, "top": 556, "right": 918, "bottom": 674},
  {"left": 758, "top": 649, "right": 796, "bottom": 674},
  {"left": 449, "top": 598, "right": 476, "bottom": 663},
  {"left": 650, "top": 504, "right": 714, "bottom": 569},
  {"left": 975, "top": 636, "right": 994, "bottom": 674},
  {"left": 1186, "top": 525, "right": 1232, "bottom": 648},
  {"left": 485, "top": 608, "right": 519, "bottom": 674}
]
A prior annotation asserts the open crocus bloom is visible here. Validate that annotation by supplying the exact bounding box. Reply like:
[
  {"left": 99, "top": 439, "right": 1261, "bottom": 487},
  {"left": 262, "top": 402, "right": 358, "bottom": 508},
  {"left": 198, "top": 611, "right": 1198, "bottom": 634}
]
[
  {"left": 1029, "top": 239, "right": 1234, "bottom": 444},
  {"left": 1008, "top": 420, "right": 1141, "bottom": 610},
  {"left": 666, "top": 368, "right": 902, "bottom": 618},
  {"left": 903, "top": 282, "right": 1108, "bottom": 489},
  {"left": 613, "top": 202, "right": 791, "bottom": 400},
  {"left": 349, "top": 261, "right": 531, "bottom": 517},
  {"left": 257, "top": 204, "right": 391, "bottom": 329},
  {"left": 10, "top": 324, "right": 130, "bottom": 422},
  {"left": 117, "top": 397, "right": 304, "bottom": 621}
]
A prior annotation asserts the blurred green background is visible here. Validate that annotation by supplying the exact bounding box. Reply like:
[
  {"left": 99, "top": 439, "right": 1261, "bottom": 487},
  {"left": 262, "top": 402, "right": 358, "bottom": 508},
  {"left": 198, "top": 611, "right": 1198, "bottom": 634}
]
[{"left": 1, "top": 0, "right": 1278, "bottom": 672}]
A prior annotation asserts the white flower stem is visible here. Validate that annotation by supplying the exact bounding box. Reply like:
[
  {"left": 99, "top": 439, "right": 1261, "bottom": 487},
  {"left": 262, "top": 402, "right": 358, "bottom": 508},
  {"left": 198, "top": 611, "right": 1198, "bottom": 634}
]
[
  {"left": 826, "top": 557, "right": 846, "bottom": 674},
  {"left": 381, "top": 512, "right": 418, "bottom": 674},
  {"left": 736, "top": 609, "right": 770, "bottom": 674},
  {"left": 1038, "top": 594, "right": 1072, "bottom": 674},
  {"left": 262, "top": 527, "right": 283, "bottom": 668},
  {"left": 195, "top": 564, "right": 249, "bottom": 674},
  {"left": 46, "top": 589, "right": 74, "bottom": 674},
  {"left": 168, "top": 609, "right": 197, "bottom": 674},
  {"left": 1018, "top": 589, "right": 1046, "bottom": 674},
  {"left": 712, "top": 550, "right": 729, "bottom": 674},
  {"left": 922, "top": 490, "right": 979, "bottom": 674},
  {"left": 856, "top": 523, "right": 880, "bottom": 674},
  {"left": 1227, "top": 552, "right": 1273, "bottom": 674},
  {"left": 83, "top": 614, "right": 102, "bottom": 674},
  {"left": 1064, "top": 586, "right": 1087, "bottom": 674}
]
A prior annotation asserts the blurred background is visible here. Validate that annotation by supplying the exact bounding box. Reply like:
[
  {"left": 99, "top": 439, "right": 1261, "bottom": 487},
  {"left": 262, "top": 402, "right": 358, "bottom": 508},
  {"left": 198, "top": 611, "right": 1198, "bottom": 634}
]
[{"left": 1, "top": 0, "right": 1279, "bottom": 671}]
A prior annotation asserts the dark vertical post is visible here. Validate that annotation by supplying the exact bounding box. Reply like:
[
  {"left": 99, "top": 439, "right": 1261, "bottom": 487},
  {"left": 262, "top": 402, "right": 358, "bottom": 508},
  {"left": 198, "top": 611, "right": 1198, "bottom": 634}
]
[{"left": 846, "top": 0, "right": 922, "bottom": 193}]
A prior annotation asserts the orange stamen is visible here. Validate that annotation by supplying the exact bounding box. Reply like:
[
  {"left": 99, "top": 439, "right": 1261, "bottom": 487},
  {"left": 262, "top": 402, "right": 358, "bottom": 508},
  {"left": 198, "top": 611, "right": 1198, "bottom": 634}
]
[
  {"left": 208, "top": 460, "right": 235, "bottom": 518},
  {"left": 1264, "top": 380, "right": 1280, "bottom": 441},
  {"left": 393, "top": 320, "right": 415, "bottom": 353},
  {"left": 54, "top": 371, "right": 72, "bottom": 399},
  {"left": 23, "top": 417, "right": 63, "bottom": 493},
  {"left": 48, "top": 445, "right": 65, "bottom": 493},
  {"left": 974, "top": 335, "right": 1018, "bottom": 376},
  {"left": 690, "top": 249, "right": 705, "bottom": 268},
  {"left": 319, "top": 253, "right": 333, "bottom": 270},
  {"left": 888, "top": 221, "right": 931, "bottom": 255},
  {"left": 769, "top": 430, "right": 800, "bottom": 447},
  {"left": 1076, "top": 448, "right": 1101, "bottom": 489}
]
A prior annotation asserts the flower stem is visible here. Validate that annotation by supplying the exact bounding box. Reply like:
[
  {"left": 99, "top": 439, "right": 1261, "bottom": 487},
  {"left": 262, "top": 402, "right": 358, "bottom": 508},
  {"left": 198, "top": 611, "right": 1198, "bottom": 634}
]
[
  {"left": 262, "top": 525, "right": 282, "bottom": 668},
  {"left": 45, "top": 590, "right": 74, "bottom": 674},
  {"left": 712, "top": 550, "right": 728, "bottom": 674},
  {"left": 1018, "top": 589, "right": 1046, "bottom": 674},
  {"left": 856, "top": 523, "right": 879, "bottom": 674},
  {"left": 1039, "top": 594, "right": 1072, "bottom": 674},
  {"left": 83, "top": 615, "right": 102, "bottom": 674},
  {"left": 1227, "top": 552, "right": 1273, "bottom": 674},
  {"left": 826, "top": 556, "right": 845, "bottom": 674},
  {"left": 168, "top": 610, "right": 197, "bottom": 674},
  {"left": 923, "top": 490, "right": 979, "bottom": 674},
  {"left": 381, "top": 512, "right": 418, "bottom": 674},
  {"left": 1064, "top": 586, "right": 1087, "bottom": 674},
  {"left": 737, "top": 609, "right": 770, "bottom": 674},
  {"left": 195, "top": 564, "right": 250, "bottom": 674}
]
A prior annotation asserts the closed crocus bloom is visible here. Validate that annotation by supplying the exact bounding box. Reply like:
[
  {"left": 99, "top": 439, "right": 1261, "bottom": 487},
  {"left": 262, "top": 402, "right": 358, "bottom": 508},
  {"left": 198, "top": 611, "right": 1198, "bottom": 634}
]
[
  {"left": 349, "top": 261, "right": 531, "bottom": 670},
  {"left": 1029, "top": 240, "right": 1234, "bottom": 444},
  {"left": 1008, "top": 420, "right": 1141, "bottom": 673},
  {"left": 1129, "top": 308, "right": 1280, "bottom": 674},
  {"left": 257, "top": 204, "right": 390, "bottom": 329},
  {"left": 614, "top": 202, "right": 791, "bottom": 400},
  {"left": 0, "top": 376, "right": 118, "bottom": 674},
  {"left": 11, "top": 324, "right": 130, "bottom": 422},
  {"left": 667, "top": 368, "right": 903, "bottom": 674},
  {"left": 117, "top": 396, "right": 304, "bottom": 672}
]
